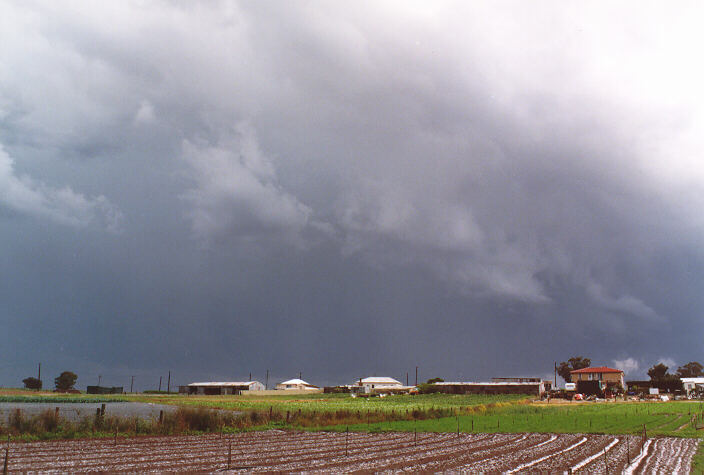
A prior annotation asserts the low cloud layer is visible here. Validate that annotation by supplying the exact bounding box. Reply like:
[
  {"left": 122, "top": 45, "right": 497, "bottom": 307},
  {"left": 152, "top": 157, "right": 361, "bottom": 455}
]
[
  {"left": 1, "top": 1, "right": 703, "bottom": 388},
  {"left": 0, "top": 144, "right": 122, "bottom": 231}
]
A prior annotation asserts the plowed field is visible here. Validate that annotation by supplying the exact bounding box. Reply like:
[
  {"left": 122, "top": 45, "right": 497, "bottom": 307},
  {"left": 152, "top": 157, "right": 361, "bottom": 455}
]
[{"left": 2, "top": 430, "right": 698, "bottom": 473}]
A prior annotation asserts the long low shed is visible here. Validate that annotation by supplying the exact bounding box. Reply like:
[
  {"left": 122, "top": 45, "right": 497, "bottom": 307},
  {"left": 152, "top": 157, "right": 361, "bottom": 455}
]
[
  {"left": 180, "top": 381, "right": 265, "bottom": 395},
  {"left": 432, "top": 381, "right": 546, "bottom": 396}
]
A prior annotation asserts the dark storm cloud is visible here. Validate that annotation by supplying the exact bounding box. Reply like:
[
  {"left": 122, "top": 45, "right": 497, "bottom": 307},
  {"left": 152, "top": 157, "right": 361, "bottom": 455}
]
[{"left": 1, "top": 1, "right": 703, "bottom": 388}]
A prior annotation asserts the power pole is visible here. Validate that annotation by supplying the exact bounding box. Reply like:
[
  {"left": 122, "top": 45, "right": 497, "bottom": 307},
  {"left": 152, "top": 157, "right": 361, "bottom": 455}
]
[
  {"left": 130, "top": 376, "right": 135, "bottom": 393},
  {"left": 554, "top": 362, "right": 557, "bottom": 388},
  {"left": 38, "top": 363, "right": 41, "bottom": 383},
  {"left": 98, "top": 375, "right": 101, "bottom": 386},
  {"left": 249, "top": 372, "right": 252, "bottom": 382},
  {"left": 167, "top": 371, "right": 171, "bottom": 394},
  {"left": 406, "top": 372, "right": 409, "bottom": 386},
  {"left": 266, "top": 369, "right": 269, "bottom": 390},
  {"left": 158, "top": 376, "right": 162, "bottom": 392},
  {"left": 299, "top": 371, "right": 302, "bottom": 380},
  {"left": 415, "top": 366, "right": 418, "bottom": 386}
]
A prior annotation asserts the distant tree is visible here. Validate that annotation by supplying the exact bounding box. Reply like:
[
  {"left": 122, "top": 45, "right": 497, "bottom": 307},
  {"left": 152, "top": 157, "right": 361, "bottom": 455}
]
[
  {"left": 647, "top": 363, "right": 669, "bottom": 381},
  {"left": 22, "top": 377, "right": 42, "bottom": 390},
  {"left": 54, "top": 371, "right": 78, "bottom": 391},
  {"left": 557, "top": 356, "right": 591, "bottom": 383},
  {"left": 676, "top": 362, "right": 704, "bottom": 378},
  {"left": 426, "top": 377, "right": 444, "bottom": 384}
]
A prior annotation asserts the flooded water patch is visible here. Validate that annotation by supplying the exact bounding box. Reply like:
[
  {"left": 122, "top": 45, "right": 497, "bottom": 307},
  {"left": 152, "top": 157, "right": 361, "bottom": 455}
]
[{"left": 0, "top": 402, "right": 176, "bottom": 422}]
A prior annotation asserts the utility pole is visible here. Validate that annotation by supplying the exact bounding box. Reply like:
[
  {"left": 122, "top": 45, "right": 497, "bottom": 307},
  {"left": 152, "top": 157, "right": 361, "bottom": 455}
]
[
  {"left": 554, "top": 362, "right": 557, "bottom": 388},
  {"left": 130, "top": 376, "right": 135, "bottom": 393},
  {"left": 299, "top": 371, "right": 302, "bottom": 380},
  {"left": 38, "top": 363, "right": 41, "bottom": 383},
  {"left": 266, "top": 369, "right": 269, "bottom": 390},
  {"left": 415, "top": 366, "right": 418, "bottom": 386},
  {"left": 167, "top": 371, "right": 171, "bottom": 394},
  {"left": 406, "top": 372, "right": 409, "bottom": 386},
  {"left": 98, "top": 375, "right": 101, "bottom": 386},
  {"left": 249, "top": 372, "right": 252, "bottom": 382},
  {"left": 158, "top": 376, "right": 162, "bottom": 392}
]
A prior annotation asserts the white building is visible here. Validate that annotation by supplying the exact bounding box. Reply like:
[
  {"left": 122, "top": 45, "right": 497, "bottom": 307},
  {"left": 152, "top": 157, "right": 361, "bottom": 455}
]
[
  {"left": 276, "top": 378, "right": 319, "bottom": 390},
  {"left": 681, "top": 377, "right": 704, "bottom": 396},
  {"left": 357, "top": 376, "right": 404, "bottom": 394},
  {"left": 183, "top": 381, "right": 264, "bottom": 395}
]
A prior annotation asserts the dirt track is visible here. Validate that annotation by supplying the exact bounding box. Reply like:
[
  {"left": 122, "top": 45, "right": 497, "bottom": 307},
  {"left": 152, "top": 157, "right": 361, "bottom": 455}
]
[{"left": 2, "top": 430, "right": 698, "bottom": 473}]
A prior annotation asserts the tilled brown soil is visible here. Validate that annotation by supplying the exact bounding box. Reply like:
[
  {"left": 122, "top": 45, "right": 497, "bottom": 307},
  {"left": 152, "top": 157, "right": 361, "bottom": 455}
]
[{"left": 1, "top": 430, "right": 697, "bottom": 473}]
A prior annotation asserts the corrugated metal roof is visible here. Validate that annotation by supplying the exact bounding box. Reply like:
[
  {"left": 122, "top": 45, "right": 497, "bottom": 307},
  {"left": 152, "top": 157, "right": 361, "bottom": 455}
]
[
  {"left": 278, "top": 378, "right": 316, "bottom": 386},
  {"left": 187, "top": 381, "right": 258, "bottom": 387},
  {"left": 360, "top": 377, "right": 402, "bottom": 384},
  {"left": 434, "top": 382, "right": 541, "bottom": 386},
  {"left": 570, "top": 366, "right": 622, "bottom": 374}
]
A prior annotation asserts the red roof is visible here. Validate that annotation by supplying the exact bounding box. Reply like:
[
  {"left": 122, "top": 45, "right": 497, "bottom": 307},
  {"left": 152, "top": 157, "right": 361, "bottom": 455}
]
[{"left": 570, "top": 366, "right": 623, "bottom": 374}]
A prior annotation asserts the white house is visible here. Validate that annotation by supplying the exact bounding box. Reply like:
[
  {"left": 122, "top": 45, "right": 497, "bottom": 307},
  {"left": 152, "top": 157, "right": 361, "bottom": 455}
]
[
  {"left": 276, "top": 378, "right": 319, "bottom": 390},
  {"left": 357, "top": 376, "right": 404, "bottom": 394},
  {"left": 681, "top": 377, "right": 704, "bottom": 396},
  {"left": 182, "top": 381, "right": 264, "bottom": 395}
]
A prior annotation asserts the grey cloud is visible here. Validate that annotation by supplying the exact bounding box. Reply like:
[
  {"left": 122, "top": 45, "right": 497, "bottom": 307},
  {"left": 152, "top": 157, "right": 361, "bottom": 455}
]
[
  {"left": 0, "top": 144, "right": 122, "bottom": 231},
  {"left": 181, "top": 123, "right": 312, "bottom": 246},
  {"left": 2, "top": 1, "right": 704, "bottom": 386}
]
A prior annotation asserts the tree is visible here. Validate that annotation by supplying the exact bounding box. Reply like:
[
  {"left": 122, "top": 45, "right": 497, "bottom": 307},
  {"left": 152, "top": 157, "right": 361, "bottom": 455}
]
[
  {"left": 648, "top": 363, "right": 669, "bottom": 381},
  {"left": 557, "top": 356, "right": 591, "bottom": 383},
  {"left": 676, "top": 361, "right": 704, "bottom": 378},
  {"left": 22, "top": 377, "right": 42, "bottom": 390},
  {"left": 54, "top": 371, "right": 78, "bottom": 391},
  {"left": 426, "top": 377, "right": 444, "bottom": 384}
]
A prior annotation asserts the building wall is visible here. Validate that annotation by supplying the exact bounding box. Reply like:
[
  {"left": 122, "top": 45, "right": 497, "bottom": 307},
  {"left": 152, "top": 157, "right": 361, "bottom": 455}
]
[
  {"left": 571, "top": 372, "right": 624, "bottom": 388},
  {"left": 433, "top": 383, "right": 542, "bottom": 396}
]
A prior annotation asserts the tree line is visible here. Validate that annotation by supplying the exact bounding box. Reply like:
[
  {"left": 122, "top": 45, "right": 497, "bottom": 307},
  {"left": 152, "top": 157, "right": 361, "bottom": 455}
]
[{"left": 22, "top": 371, "right": 78, "bottom": 391}]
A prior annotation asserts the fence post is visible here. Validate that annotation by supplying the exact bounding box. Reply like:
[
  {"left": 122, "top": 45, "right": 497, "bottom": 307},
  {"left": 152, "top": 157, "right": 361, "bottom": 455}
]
[{"left": 2, "top": 436, "right": 9, "bottom": 475}]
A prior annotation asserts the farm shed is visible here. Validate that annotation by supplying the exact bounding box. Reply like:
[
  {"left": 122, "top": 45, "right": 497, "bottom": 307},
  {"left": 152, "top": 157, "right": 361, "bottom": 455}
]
[
  {"left": 86, "top": 386, "right": 123, "bottom": 394},
  {"left": 432, "top": 381, "right": 547, "bottom": 396},
  {"left": 275, "top": 379, "right": 319, "bottom": 390},
  {"left": 182, "top": 381, "right": 264, "bottom": 395}
]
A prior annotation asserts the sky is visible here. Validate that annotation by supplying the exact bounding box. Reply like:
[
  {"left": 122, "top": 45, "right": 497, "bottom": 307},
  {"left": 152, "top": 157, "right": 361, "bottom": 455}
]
[{"left": 1, "top": 1, "right": 703, "bottom": 390}]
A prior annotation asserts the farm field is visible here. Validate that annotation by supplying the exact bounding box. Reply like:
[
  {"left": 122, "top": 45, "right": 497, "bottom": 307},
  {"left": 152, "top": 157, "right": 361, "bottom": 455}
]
[
  {"left": 0, "top": 389, "right": 529, "bottom": 413},
  {"left": 326, "top": 400, "right": 704, "bottom": 438},
  {"left": 2, "top": 429, "right": 698, "bottom": 472}
]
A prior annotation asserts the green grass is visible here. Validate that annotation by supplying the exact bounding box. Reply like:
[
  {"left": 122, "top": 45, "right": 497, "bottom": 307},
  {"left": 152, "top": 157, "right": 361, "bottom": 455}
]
[
  {"left": 316, "top": 401, "right": 704, "bottom": 438},
  {"left": 0, "top": 395, "right": 126, "bottom": 403},
  {"left": 128, "top": 392, "right": 529, "bottom": 413},
  {"left": 692, "top": 439, "right": 704, "bottom": 474}
]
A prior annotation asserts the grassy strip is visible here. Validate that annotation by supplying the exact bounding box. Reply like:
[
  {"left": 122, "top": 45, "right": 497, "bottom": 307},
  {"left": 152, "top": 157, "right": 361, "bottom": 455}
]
[
  {"left": 0, "top": 396, "right": 126, "bottom": 403},
  {"left": 128, "top": 393, "right": 530, "bottom": 413},
  {"left": 0, "top": 406, "right": 276, "bottom": 441},
  {"left": 312, "top": 401, "right": 704, "bottom": 438},
  {"left": 692, "top": 439, "right": 704, "bottom": 474}
]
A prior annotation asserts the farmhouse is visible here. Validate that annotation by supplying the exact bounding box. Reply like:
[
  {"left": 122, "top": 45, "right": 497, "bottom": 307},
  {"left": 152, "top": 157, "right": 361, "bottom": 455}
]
[
  {"left": 681, "top": 377, "right": 704, "bottom": 396},
  {"left": 570, "top": 367, "right": 624, "bottom": 395},
  {"left": 276, "top": 378, "right": 319, "bottom": 390},
  {"left": 354, "top": 377, "right": 416, "bottom": 394},
  {"left": 180, "top": 381, "right": 264, "bottom": 395}
]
